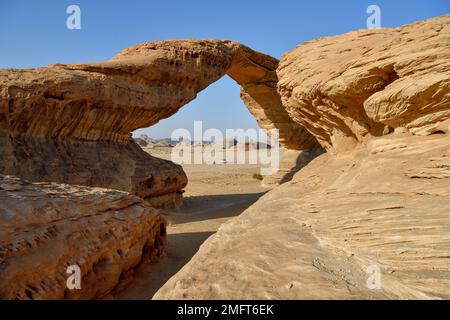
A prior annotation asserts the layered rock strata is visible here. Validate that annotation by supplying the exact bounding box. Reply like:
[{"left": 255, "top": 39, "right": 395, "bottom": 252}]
[
  {"left": 278, "top": 15, "right": 450, "bottom": 153},
  {"left": 155, "top": 134, "right": 450, "bottom": 300},
  {"left": 0, "top": 175, "right": 167, "bottom": 299}
]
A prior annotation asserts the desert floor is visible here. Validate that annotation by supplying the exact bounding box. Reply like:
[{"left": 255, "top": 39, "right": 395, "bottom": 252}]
[{"left": 114, "top": 147, "right": 271, "bottom": 299}]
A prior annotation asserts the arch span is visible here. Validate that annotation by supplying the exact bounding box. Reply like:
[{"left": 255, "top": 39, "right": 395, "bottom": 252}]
[
  {"left": 0, "top": 39, "right": 320, "bottom": 204},
  {"left": 51, "top": 40, "right": 317, "bottom": 149}
]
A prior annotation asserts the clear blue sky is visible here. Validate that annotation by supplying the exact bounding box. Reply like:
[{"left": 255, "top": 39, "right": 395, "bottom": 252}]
[{"left": 1, "top": 0, "right": 448, "bottom": 138}]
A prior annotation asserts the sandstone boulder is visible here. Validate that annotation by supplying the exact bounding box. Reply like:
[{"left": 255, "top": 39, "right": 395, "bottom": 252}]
[
  {"left": 0, "top": 39, "right": 320, "bottom": 202},
  {"left": 0, "top": 175, "right": 166, "bottom": 299},
  {"left": 278, "top": 15, "right": 450, "bottom": 153}
]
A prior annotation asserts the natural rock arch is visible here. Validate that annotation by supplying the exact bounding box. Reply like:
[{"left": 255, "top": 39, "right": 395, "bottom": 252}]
[
  {"left": 0, "top": 39, "right": 320, "bottom": 204},
  {"left": 105, "top": 39, "right": 318, "bottom": 150}
]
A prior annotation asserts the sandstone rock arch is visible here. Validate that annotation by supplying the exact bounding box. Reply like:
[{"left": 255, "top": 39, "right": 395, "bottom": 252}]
[{"left": 0, "top": 39, "right": 320, "bottom": 204}]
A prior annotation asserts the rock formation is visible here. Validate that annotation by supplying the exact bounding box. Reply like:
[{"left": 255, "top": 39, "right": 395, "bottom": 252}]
[
  {"left": 0, "top": 39, "right": 320, "bottom": 201},
  {"left": 154, "top": 15, "right": 450, "bottom": 299},
  {"left": 0, "top": 135, "right": 186, "bottom": 207},
  {"left": 155, "top": 133, "right": 450, "bottom": 299},
  {"left": 110, "top": 40, "right": 318, "bottom": 151},
  {"left": 0, "top": 175, "right": 166, "bottom": 299},
  {"left": 1, "top": 14, "right": 448, "bottom": 300},
  {"left": 134, "top": 135, "right": 174, "bottom": 148},
  {"left": 278, "top": 15, "right": 450, "bottom": 153},
  {"left": 0, "top": 37, "right": 322, "bottom": 300},
  {"left": 261, "top": 147, "right": 323, "bottom": 186}
]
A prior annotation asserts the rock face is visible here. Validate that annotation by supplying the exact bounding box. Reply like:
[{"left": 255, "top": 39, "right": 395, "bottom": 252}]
[
  {"left": 0, "top": 39, "right": 320, "bottom": 201},
  {"left": 0, "top": 175, "right": 167, "bottom": 299},
  {"left": 278, "top": 15, "right": 450, "bottom": 153},
  {"left": 155, "top": 134, "right": 450, "bottom": 300},
  {"left": 155, "top": 16, "right": 450, "bottom": 300},
  {"left": 134, "top": 138, "right": 149, "bottom": 147}
]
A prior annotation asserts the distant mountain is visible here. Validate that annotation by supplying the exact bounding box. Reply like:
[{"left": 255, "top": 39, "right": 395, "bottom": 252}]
[{"left": 134, "top": 134, "right": 175, "bottom": 148}]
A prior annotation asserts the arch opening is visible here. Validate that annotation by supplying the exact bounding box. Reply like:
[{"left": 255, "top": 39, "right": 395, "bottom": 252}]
[{"left": 0, "top": 39, "right": 322, "bottom": 206}]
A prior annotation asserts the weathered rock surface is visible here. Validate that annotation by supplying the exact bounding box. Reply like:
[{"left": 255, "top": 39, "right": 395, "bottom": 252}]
[
  {"left": 1, "top": 14, "right": 448, "bottom": 300},
  {"left": 155, "top": 134, "right": 450, "bottom": 299},
  {"left": 262, "top": 147, "right": 323, "bottom": 186},
  {"left": 0, "top": 39, "right": 319, "bottom": 202},
  {"left": 278, "top": 15, "right": 450, "bottom": 153},
  {"left": 155, "top": 16, "right": 450, "bottom": 300},
  {"left": 0, "top": 175, "right": 166, "bottom": 299},
  {"left": 0, "top": 40, "right": 316, "bottom": 149}
]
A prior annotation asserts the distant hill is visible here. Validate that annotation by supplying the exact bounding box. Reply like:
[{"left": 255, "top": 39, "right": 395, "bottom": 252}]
[{"left": 134, "top": 134, "right": 175, "bottom": 148}]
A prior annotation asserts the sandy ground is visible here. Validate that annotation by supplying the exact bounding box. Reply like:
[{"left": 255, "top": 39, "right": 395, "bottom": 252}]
[{"left": 114, "top": 147, "right": 271, "bottom": 299}]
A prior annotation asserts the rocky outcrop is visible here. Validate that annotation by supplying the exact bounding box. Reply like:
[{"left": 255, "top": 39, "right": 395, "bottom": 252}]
[
  {"left": 0, "top": 39, "right": 320, "bottom": 201},
  {"left": 154, "top": 16, "right": 450, "bottom": 300},
  {"left": 155, "top": 133, "right": 450, "bottom": 299},
  {"left": 0, "top": 175, "right": 166, "bottom": 299},
  {"left": 278, "top": 15, "right": 450, "bottom": 153},
  {"left": 134, "top": 138, "right": 149, "bottom": 147},
  {"left": 0, "top": 134, "right": 186, "bottom": 207}
]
